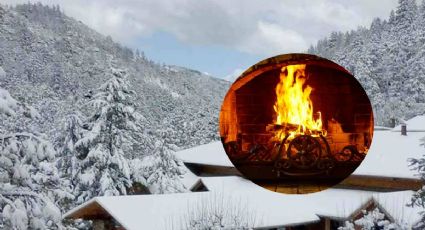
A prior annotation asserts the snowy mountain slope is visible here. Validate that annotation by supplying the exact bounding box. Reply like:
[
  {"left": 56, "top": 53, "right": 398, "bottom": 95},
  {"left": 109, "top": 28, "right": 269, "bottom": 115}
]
[
  {"left": 308, "top": 0, "right": 425, "bottom": 126},
  {"left": 0, "top": 3, "right": 229, "bottom": 152}
]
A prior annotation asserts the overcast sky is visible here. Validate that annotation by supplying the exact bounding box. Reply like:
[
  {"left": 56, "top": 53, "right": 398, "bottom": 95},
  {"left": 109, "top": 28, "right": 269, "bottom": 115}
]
[{"left": 4, "top": 0, "right": 399, "bottom": 80}]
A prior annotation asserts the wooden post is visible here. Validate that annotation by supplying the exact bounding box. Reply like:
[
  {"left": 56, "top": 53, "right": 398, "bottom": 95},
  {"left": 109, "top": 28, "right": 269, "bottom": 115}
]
[
  {"left": 390, "top": 118, "right": 396, "bottom": 128},
  {"left": 324, "top": 218, "right": 331, "bottom": 230},
  {"left": 401, "top": 124, "right": 407, "bottom": 136}
]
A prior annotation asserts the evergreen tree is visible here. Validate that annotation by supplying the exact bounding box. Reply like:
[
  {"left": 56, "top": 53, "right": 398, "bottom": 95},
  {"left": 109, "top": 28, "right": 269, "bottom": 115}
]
[
  {"left": 0, "top": 86, "right": 64, "bottom": 229},
  {"left": 57, "top": 113, "right": 84, "bottom": 179},
  {"left": 309, "top": 0, "right": 425, "bottom": 126},
  {"left": 72, "top": 66, "right": 140, "bottom": 204},
  {"left": 408, "top": 136, "right": 425, "bottom": 229},
  {"left": 142, "top": 140, "right": 186, "bottom": 194},
  {"left": 0, "top": 133, "right": 62, "bottom": 229},
  {"left": 55, "top": 113, "right": 84, "bottom": 212},
  {"left": 129, "top": 123, "right": 186, "bottom": 194}
]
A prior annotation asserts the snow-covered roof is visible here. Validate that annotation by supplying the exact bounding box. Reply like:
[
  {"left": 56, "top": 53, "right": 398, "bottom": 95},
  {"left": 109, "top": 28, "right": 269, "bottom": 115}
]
[
  {"left": 352, "top": 130, "right": 424, "bottom": 179},
  {"left": 64, "top": 188, "right": 320, "bottom": 230},
  {"left": 196, "top": 177, "right": 378, "bottom": 220},
  {"left": 64, "top": 179, "right": 421, "bottom": 229},
  {"left": 199, "top": 176, "right": 265, "bottom": 192},
  {"left": 180, "top": 166, "right": 200, "bottom": 190},
  {"left": 196, "top": 176, "right": 369, "bottom": 216},
  {"left": 392, "top": 115, "right": 425, "bottom": 132},
  {"left": 307, "top": 189, "right": 374, "bottom": 219},
  {"left": 175, "top": 141, "right": 233, "bottom": 167}
]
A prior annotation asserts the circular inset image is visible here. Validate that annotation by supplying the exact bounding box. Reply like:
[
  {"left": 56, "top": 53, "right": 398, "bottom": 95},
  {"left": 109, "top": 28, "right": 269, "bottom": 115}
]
[{"left": 219, "top": 53, "right": 374, "bottom": 194}]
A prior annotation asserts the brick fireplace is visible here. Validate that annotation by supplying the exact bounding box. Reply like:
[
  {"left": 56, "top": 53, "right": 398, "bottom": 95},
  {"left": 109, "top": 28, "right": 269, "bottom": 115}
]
[{"left": 219, "top": 54, "right": 374, "bottom": 192}]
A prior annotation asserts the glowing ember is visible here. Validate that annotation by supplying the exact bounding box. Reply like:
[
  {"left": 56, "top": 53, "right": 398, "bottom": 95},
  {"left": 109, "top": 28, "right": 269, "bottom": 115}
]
[{"left": 273, "top": 64, "right": 324, "bottom": 140}]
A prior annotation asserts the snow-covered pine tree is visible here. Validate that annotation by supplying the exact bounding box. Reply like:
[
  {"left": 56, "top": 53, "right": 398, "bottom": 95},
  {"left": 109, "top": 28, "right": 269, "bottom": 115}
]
[
  {"left": 0, "top": 133, "right": 62, "bottom": 230},
  {"left": 338, "top": 207, "right": 408, "bottom": 230},
  {"left": 0, "top": 86, "right": 64, "bottom": 229},
  {"left": 55, "top": 112, "right": 84, "bottom": 212},
  {"left": 408, "top": 136, "right": 425, "bottom": 229},
  {"left": 308, "top": 0, "right": 425, "bottom": 126},
  {"left": 72, "top": 65, "right": 142, "bottom": 204},
  {"left": 57, "top": 113, "right": 84, "bottom": 179},
  {"left": 140, "top": 138, "right": 186, "bottom": 194}
]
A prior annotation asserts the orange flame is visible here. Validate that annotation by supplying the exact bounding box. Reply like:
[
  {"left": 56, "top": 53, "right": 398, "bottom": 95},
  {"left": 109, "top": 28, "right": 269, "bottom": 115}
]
[{"left": 274, "top": 64, "right": 324, "bottom": 140}]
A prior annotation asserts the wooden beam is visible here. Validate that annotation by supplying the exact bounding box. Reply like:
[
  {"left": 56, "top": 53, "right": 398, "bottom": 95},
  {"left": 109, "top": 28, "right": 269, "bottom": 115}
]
[
  {"left": 184, "top": 162, "right": 423, "bottom": 192},
  {"left": 66, "top": 201, "right": 112, "bottom": 220},
  {"left": 184, "top": 163, "right": 242, "bottom": 177},
  {"left": 337, "top": 175, "right": 422, "bottom": 191}
]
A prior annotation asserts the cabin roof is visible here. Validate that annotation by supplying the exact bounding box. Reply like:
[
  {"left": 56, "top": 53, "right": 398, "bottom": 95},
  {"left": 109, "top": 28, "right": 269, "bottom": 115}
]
[
  {"left": 393, "top": 115, "right": 425, "bottom": 132},
  {"left": 175, "top": 141, "right": 233, "bottom": 167},
  {"left": 195, "top": 176, "right": 421, "bottom": 223},
  {"left": 64, "top": 182, "right": 421, "bottom": 229},
  {"left": 353, "top": 130, "right": 424, "bottom": 179},
  {"left": 199, "top": 176, "right": 264, "bottom": 192},
  {"left": 64, "top": 188, "right": 321, "bottom": 229}
]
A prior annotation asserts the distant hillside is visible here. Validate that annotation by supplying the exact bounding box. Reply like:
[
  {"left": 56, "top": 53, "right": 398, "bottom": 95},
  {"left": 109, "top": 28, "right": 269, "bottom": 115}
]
[
  {"left": 308, "top": 0, "right": 425, "bottom": 126},
  {"left": 0, "top": 3, "right": 229, "bottom": 153}
]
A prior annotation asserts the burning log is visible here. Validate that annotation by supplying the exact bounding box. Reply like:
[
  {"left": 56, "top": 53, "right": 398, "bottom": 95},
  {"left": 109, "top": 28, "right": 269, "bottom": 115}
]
[
  {"left": 266, "top": 123, "right": 299, "bottom": 133},
  {"left": 266, "top": 123, "right": 325, "bottom": 140}
]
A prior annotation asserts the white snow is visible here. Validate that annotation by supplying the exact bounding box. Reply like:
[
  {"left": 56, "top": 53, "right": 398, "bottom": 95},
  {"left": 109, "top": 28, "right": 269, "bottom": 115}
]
[
  {"left": 195, "top": 177, "right": 419, "bottom": 224},
  {"left": 392, "top": 115, "right": 425, "bottom": 132},
  {"left": 0, "top": 87, "right": 18, "bottom": 116},
  {"left": 196, "top": 177, "right": 392, "bottom": 222},
  {"left": 373, "top": 190, "right": 422, "bottom": 226},
  {"left": 180, "top": 167, "right": 199, "bottom": 191},
  {"left": 27, "top": 105, "right": 40, "bottom": 119},
  {"left": 64, "top": 189, "right": 320, "bottom": 230},
  {"left": 79, "top": 170, "right": 96, "bottom": 185},
  {"left": 199, "top": 176, "right": 265, "bottom": 192},
  {"left": 0, "top": 66, "right": 5, "bottom": 77},
  {"left": 175, "top": 141, "right": 234, "bottom": 167},
  {"left": 352, "top": 130, "right": 424, "bottom": 179},
  {"left": 64, "top": 183, "right": 422, "bottom": 229},
  {"left": 307, "top": 189, "right": 375, "bottom": 219}
]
